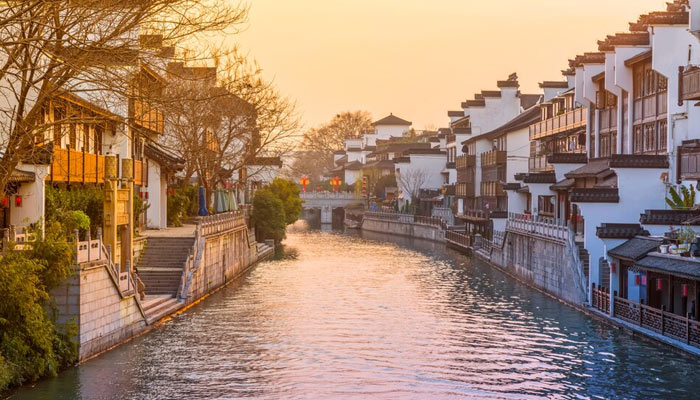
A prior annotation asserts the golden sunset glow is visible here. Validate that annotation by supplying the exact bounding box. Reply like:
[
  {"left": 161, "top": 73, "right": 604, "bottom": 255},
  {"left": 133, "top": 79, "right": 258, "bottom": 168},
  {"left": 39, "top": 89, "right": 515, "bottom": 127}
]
[{"left": 236, "top": 0, "right": 667, "bottom": 129}]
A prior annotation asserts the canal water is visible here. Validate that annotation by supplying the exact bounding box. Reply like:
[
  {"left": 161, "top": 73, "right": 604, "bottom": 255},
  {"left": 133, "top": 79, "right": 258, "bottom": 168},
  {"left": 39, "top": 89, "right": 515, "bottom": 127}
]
[{"left": 10, "top": 223, "right": 700, "bottom": 399}]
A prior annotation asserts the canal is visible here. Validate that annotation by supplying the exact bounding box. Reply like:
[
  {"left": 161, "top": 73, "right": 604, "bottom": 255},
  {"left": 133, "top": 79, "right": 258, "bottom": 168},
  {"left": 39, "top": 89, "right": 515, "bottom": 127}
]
[{"left": 10, "top": 223, "right": 700, "bottom": 399}]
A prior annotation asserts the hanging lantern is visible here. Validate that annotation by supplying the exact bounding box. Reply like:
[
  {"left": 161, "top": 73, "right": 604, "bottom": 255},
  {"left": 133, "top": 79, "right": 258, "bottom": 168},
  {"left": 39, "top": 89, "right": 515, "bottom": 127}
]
[
  {"left": 683, "top": 284, "right": 689, "bottom": 297},
  {"left": 635, "top": 275, "right": 641, "bottom": 286},
  {"left": 2, "top": 197, "right": 7, "bottom": 208},
  {"left": 641, "top": 275, "right": 647, "bottom": 286},
  {"left": 610, "top": 262, "right": 616, "bottom": 274},
  {"left": 657, "top": 278, "right": 663, "bottom": 291},
  {"left": 14, "top": 195, "right": 21, "bottom": 208},
  {"left": 145, "top": 192, "right": 149, "bottom": 200}
]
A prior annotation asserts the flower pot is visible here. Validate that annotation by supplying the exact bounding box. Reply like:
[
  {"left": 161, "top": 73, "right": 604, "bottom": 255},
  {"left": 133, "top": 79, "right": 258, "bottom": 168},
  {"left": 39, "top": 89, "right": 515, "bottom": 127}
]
[{"left": 659, "top": 245, "right": 669, "bottom": 254}]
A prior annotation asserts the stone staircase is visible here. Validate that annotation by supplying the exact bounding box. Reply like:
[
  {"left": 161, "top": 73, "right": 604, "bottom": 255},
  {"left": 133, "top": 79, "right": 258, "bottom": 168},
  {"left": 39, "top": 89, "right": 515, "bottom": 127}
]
[
  {"left": 576, "top": 242, "right": 590, "bottom": 287},
  {"left": 136, "top": 236, "right": 195, "bottom": 296},
  {"left": 141, "top": 294, "right": 183, "bottom": 324}
]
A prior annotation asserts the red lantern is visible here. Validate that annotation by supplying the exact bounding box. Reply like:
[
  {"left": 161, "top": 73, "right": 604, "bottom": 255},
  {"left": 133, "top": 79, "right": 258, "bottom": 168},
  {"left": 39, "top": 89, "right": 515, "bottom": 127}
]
[
  {"left": 635, "top": 275, "right": 641, "bottom": 285},
  {"left": 14, "top": 195, "right": 21, "bottom": 207},
  {"left": 610, "top": 263, "right": 616, "bottom": 274},
  {"left": 145, "top": 192, "right": 149, "bottom": 200},
  {"left": 641, "top": 275, "right": 647, "bottom": 286},
  {"left": 683, "top": 284, "right": 689, "bottom": 297},
  {"left": 657, "top": 279, "right": 663, "bottom": 291},
  {"left": 139, "top": 192, "right": 143, "bottom": 199},
  {"left": 2, "top": 197, "right": 7, "bottom": 208}
]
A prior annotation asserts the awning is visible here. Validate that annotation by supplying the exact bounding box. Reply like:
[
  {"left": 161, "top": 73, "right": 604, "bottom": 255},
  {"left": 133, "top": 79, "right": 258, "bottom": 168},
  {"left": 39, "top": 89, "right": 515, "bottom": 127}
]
[
  {"left": 550, "top": 178, "right": 574, "bottom": 191},
  {"left": 636, "top": 254, "right": 700, "bottom": 280},
  {"left": 608, "top": 236, "right": 662, "bottom": 262},
  {"left": 8, "top": 169, "right": 36, "bottom": 183}
]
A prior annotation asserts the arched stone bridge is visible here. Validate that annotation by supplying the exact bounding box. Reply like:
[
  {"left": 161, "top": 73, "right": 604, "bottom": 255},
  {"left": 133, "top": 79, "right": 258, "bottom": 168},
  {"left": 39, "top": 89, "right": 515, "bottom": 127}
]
[{"left": 300, "top": 191, "right": 363, "bottom": 223}]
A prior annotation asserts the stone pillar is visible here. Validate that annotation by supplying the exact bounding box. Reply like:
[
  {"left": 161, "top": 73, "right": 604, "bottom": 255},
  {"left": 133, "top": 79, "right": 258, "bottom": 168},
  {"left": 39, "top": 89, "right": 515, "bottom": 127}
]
[
  {"left": 103, "top": 155, "right": 119, "bottom": 268},
  {"left": 121, "top": 158, "right": 134, "bottom": 276}
]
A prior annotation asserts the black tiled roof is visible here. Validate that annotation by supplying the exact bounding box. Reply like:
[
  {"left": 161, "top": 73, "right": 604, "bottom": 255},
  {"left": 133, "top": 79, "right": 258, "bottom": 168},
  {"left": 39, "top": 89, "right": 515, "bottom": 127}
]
[
  {"left": 636, "top": 254, "right": 700, "bottom": 280},
  {"left": 565, "top": 159, "right": 610, "bottom": 178},
  {"left": 372, "top": 114, "right": 411, "bottom": 126},
  {"left": 597, "top": 223, "right": 650, "bottom": 239},
  {"left": 608, "top": 236, "right": 663, "bottom": 261},
  {"left": 570, "top": 188, "right": 620, "bottom": 203},
  {"left": 640, "top": 209, "right": 700, "bottom": 225},
  {"left": 550, "top": 178, "right": 575, "bottom": 191},
  {"left": 548, "top": 153, "right": 588, "bottom": 164},
  {"left": 514, "top": 173, "right": 527, "bottom": 181},
  {"left": 503, "top": 183, "right": 522, "bottom": 191},
  {"left": 608, "top": 154, "right": 669, "bottom": 169},
  {"left": 523, "top": 172, "right": 556, "bottom": 184},
  {"left": 448, "top": 111, "right": 464, "bottom": 117}
]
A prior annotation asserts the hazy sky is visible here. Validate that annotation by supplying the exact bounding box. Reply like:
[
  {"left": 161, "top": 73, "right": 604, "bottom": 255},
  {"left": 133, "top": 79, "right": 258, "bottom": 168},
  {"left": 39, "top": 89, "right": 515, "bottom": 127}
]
[{"left": 234, "top": 0, "right": 666, "bottom": 130}]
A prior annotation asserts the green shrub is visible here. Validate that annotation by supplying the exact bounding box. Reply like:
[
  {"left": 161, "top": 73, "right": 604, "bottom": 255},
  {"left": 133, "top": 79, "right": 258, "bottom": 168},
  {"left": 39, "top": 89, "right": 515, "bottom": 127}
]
[
  {"left": 0, "top": 223, "right": 77, "bottom": 392},
  {"left": 45, "top": 186, "right": 103, "bottom": 233},
  {"left": 268, "top": 178, "right": 302, "bottom": 225},
  {"left": 251, "top": 188, "right": 287, "bottom": 243}
]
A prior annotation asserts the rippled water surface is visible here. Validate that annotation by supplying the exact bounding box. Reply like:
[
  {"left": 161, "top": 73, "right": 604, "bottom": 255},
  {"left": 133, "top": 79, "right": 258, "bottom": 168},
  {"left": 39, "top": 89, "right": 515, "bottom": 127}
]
[{"left": 11, "top": 224, "right": 700, "bottom": 399}]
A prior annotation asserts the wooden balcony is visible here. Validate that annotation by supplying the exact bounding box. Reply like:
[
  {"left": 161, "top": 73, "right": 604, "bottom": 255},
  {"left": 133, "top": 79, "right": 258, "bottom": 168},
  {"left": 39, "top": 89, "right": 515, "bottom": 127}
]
[
  {"left": 681, "top": 66, "right": 700, "bottom": 102},
  {"left": 480, "top": 181, "right": 505, "bottom": 197},
  {"left": 48, "top": 146, "right": 105, "bottom": 184},
  {"left": 530, "top": 108, "right": 587, "bottom": 140},
  {"left": 481, "top": 150, "right": 506, "bottom": 167},
  {"left": 456, "top": 154, "right": 476, "bottom": 169},
  {"left": 134, "top": 160, "right": 144, "bottom": 186},
  {"left": 134, "top": 100, "right": 164, "bottom": 135},
  {"left": 456, "top": 183, "right": 475, "bottom": 198},
  {"left": 529, "top": 155, "right": 554, "bottom": 173}
]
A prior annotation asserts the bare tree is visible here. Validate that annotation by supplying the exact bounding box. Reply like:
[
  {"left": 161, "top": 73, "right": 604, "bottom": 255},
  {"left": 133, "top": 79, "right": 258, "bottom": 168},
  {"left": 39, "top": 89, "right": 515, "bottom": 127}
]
[
  {"left": 161, "top": 49, "right": 299, "bottom": 204},
  {"left": 397, "top": 168, "right": 428, "bottom": 205},
  {"left": 0, "top": 0, "right": 248, "bottom": 195}
]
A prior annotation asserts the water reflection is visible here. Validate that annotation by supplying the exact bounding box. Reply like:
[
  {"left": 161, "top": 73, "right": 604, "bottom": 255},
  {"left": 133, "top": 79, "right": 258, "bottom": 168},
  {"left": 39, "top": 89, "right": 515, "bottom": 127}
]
[{"left": 10, "top": 224, "right": 700, "bottom": 399}]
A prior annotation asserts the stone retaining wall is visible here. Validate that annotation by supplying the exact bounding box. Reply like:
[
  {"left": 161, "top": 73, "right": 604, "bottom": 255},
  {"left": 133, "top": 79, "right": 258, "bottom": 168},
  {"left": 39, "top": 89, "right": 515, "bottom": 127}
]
[
  {"left": 476, "top": 230, "right": 587, "bottom": 306},
  {"left": 361, "top": 217, "right": 445, "bottom": 242},
  {"left": 51, "top": 263, "right": 146, "bottom": 361}
]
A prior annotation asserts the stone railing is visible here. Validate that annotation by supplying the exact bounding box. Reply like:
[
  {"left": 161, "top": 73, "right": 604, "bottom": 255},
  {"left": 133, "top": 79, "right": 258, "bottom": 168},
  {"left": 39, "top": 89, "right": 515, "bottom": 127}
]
[
  {"left": 300, "top": 191, "right": 361, "bottom": 200},
  {"left": 363, "top": 212, "right": 447, "bottom": 230},
  {"left": 201, "top": 211, "right": 246, "bottom": 236},
  {"left": 74, "top": 228, "right": 137, "bottom": 298},
  {"left": 506, "top": 213, "right": 568, "bottom": 243}
]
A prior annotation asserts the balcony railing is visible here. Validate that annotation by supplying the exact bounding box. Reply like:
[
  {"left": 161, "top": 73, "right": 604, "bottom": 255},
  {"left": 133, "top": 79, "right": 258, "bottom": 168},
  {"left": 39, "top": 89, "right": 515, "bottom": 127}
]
[
  {"left": 456, "top": 183, "right": 475, "bottom": 198},
  {"left": 134, "top": 160, "right": 144, "bottom": 186},
  {"left": 456, "top": 154, "right": 476, "bottom": 169},
  {"left": 528, "top": 155, "right": 554, "bottom": 172},
  {"left": 480, "top": 181, "right": 505, "bottom": 197},
  {"left": 681, "top": 66, "right": 700, "bottom": 102},
  {"left": 530, "top": 108, "right": 587, "bottom": 140},
  {"left": 49, "top": 146, "right": 105, "bottom": 184},
  {"left": 134, "top": 100, "right": 164, "bottom": 134},
  {"left": 481, "top": 150, "right": 506, "bottom": 167}
]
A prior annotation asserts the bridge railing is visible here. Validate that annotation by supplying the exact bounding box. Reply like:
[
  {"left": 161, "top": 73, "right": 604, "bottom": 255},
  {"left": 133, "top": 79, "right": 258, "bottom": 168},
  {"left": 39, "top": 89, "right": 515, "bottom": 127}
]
[{"left": 300, "top": 191, "right": 362, "bottom": 200}]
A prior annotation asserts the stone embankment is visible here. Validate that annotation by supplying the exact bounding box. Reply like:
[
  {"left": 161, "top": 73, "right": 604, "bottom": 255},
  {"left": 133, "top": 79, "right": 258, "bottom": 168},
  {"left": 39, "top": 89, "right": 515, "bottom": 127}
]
[{"left": 52, "top": 211, "right": 274, "bottom": 362}]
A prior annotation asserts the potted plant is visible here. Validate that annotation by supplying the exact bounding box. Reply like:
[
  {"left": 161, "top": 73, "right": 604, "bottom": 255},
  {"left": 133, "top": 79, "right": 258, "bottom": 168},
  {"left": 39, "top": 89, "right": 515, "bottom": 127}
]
[{"left": 678, "top": 227, "right": 696, "bottom": 256}]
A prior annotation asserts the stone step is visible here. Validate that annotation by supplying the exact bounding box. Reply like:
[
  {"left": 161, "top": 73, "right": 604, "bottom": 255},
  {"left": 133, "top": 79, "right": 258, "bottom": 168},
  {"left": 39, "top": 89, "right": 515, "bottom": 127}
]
[
  {"left": 145, "top": 297, "right": 184, "bottom": 324},
  {"left": 142, "top": 294, "right": 173, "bottom": 313}
]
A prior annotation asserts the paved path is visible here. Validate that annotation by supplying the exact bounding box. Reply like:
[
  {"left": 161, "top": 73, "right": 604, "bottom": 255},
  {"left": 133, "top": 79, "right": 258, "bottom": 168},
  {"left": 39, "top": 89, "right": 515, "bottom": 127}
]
[{"left": 141, "top": 224, "right": 197, "bottom": 238}]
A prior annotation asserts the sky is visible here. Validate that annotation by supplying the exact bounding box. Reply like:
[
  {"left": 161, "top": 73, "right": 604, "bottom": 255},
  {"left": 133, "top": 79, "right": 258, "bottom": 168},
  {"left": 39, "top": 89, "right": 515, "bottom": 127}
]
[{"left": 232, "top": 0, "right": 667, "bottom": 131}]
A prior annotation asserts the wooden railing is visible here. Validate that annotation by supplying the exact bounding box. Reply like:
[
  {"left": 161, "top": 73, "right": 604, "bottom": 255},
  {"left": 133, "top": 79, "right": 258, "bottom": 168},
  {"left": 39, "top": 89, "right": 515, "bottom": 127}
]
[
  {"left": 134, "top": 160, "right": 144, "bottom": 186},
  {"left": 506, "top": 212, "right": 568, "bottom": 243},
  {"left": 49, "top": 146, "right": 105, "bottom": 183},
  {"left": 480, "top": 181, "right": 505, "bottom": 197},
  {"left": 481, "top": 150, "right": 506, "bottom": 167},
  {"left": 530, "top": 108, "right": 587, "bottom": 140},
  {"left": 591, "top": 284, "right": 610, "bottom": 314},
  {"left": 445, "top": 230, "right": 472, "bottom": 248},
  {"left": 529, "top": 154, "right": 553, "bottom": 172},
  {"left": 456, "top": 154, "right": 476, "bottom": 169},
  {"left": 613, "top": 296, "right": 700, "bottom": 348},
  {"left": 134, "top": 100, "right": 165, "bottom": 134},
  {"left": 682, "top": 66, "right": 700, "bottom": 101}
]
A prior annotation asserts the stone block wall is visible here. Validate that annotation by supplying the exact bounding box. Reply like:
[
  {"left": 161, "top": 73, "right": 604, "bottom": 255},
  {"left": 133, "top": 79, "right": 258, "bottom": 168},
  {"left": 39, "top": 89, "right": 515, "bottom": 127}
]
[
  {"left": 51, "top": 263, "right": 147, "bottom": 361},
  {"left": 361, "top": 218, "right": 445, "bottom": 242},
  {"left": 185, "top": 227, "right": 253, "bottom": 304},
  {"left": 481, "top": 231, "right": 586, "bottom": 306}
]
